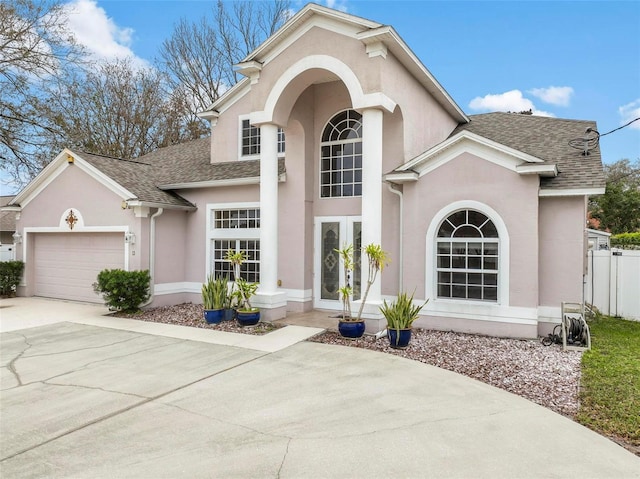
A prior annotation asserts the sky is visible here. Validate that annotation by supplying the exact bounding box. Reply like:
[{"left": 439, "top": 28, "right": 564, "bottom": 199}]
[{"left": 3, "top": 0, "right": 640, "bottom": 193}]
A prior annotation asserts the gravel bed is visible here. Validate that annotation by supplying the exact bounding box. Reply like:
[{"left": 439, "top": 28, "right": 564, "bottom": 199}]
[
  {"left": 116, "top": 303, "right": 581, "bottom": 418},
  {"left": 113, "top": 303, "right": 280, "bottom": 335}
]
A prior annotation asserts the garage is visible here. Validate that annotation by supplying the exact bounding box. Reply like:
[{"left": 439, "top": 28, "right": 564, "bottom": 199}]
[{"left": 33, "top": 232, "right": 125, "bottom": 303}]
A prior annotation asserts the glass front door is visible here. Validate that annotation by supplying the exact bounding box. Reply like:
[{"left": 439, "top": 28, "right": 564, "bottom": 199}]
[{"left": 314, "top": 216, "right": 361, "bottom": 310}]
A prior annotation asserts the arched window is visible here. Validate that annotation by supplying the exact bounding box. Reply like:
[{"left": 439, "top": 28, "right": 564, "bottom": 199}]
[
  {"left": 436, "top": 210, "right": 499, "bottom": 302},
  {"left": 320, "top": 110, "right": 362, "bottom": 198}
]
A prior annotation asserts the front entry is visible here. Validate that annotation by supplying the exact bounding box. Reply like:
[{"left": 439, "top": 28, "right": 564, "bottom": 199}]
[{"left": 314, "top": 216, "right": 361, "bottom": 310}]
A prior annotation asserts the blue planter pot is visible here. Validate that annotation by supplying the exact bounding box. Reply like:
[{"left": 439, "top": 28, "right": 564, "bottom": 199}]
[
  {"left": 203, "top": 309, "right": 224, "bottom": 325},
  {"left": 236, "top": 310, "right": 260, "bottom": 326},
  {"left": 388, "top": 328, "right": 412, "bottom": 349},
  {"left": 223, "top": 308, "right": 235, "bottom": 321},
  {"left": 338, "top": 320, "right": 366, "bottom": 339}
]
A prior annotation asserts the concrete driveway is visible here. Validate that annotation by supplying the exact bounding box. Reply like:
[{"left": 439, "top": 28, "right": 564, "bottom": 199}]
[{"left": 1, "top": 298, "right": 639, "bottom": 478}]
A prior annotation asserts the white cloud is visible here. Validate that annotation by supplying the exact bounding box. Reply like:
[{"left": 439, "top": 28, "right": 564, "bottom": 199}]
[
  {"left": 528, "top": 86, "right": 574, "bottom": 106},
  {"left": 61, "top": 0, "right": 147, "bottom": 67},
  {"left": 323, "top": 0, "right": 349, "bottom": 12},
  {"left": 619, "top": 99, "right": 640, "bottom": 130},
  {"left": 468, "top": 89, "right": 555, "bottom": 117}
]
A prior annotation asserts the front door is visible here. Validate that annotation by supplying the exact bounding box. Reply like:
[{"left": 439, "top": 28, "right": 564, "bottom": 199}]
[{"left": 314, "top": 216, "right": 362, "bottom": 310}]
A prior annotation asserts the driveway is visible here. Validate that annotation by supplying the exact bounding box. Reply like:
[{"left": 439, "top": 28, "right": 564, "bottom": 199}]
[{"left": 1, "top": 298, "right": 639, "bottom": 478}]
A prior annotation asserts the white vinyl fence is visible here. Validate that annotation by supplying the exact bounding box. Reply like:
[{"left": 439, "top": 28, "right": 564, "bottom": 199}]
[{"left": 585, "top": 249, "right": 640, "bottom": 320}]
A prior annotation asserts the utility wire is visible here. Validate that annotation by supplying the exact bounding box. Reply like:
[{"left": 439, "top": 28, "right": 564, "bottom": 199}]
[{"left": 599, "top": 117, "right": 640, "bottom": 137}]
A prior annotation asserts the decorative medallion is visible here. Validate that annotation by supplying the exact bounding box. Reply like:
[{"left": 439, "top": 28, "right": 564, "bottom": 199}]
[{"left": 66, "top": 209, "right": 78, "bottom": 230}]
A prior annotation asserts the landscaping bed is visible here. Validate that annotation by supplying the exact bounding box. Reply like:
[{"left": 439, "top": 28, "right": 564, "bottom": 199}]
[{"left": 113, "top": 303, "right": 280, "bottom": 335}]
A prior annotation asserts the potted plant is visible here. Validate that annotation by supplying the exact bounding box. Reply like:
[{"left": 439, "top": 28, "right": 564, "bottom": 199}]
[
  {"left": 380, "top": 291, "right": 428, "bottom": 349},
  {"left": 202, "top": 274, "right": 227, "bottom": 324},
  {"left": 337, "top": 242, "right": 389, "bottom": 339},
  {"left": 225, "top": 249, "right": 260, "bottom": 326}
]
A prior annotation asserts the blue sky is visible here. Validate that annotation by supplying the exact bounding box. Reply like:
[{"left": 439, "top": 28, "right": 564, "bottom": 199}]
[{"left": 4, "top": 0, "right": 638, "bottom": 195}]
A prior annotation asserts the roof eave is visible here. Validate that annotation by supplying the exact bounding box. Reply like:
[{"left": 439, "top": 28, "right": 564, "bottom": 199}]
[
  {"left": 124, "top": 200, "right": 197, "bottom": 211},
  {"left": 158, "top": 173, "right": 286, "bottom": 190},
  {"left": 539, "top": 187, "right": 606, "bottom": 197}
]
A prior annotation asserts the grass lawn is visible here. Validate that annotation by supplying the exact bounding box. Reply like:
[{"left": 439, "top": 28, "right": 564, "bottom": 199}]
[{"left": 577, "top": 315, "right": 640, "bottom": 453}]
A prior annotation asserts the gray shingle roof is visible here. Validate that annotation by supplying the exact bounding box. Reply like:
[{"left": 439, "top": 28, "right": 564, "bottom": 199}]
[
  {"left": 77, "top": 137, "right": 285, "bottom": 208},
  {"left": 78, "top": 152, "right": 195, "bottom": 208},
  {"left": 1, "top": 195, "right": 16, "bottom": 232},
  {"left": 451, "top": 112, "right": 605, "bottom": 190}
]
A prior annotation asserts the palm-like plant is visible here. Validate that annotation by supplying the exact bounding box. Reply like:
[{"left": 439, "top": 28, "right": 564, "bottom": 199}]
[{"left": 356, "top": 243, "right": 389, "bottom": 321}]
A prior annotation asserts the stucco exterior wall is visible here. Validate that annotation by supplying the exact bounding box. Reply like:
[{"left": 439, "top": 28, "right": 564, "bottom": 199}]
[
  {"left": 538, "top": 196, "right": 587, "bottom": 309},
  {"left": 402, "top": 153, "right": 540, "bottom": 309},
  {"left": 154, "top": 210, "right": 188, "bottom": 285}
]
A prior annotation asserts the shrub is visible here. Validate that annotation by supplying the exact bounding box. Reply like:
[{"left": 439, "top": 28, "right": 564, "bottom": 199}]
[
  {"left": 93, "top": 269, "right": 150, "bottom": 313},
  {"left": 0, "top": 261, "right": 24, "bottom": 297},
  {"left": 611, "top": 232, "right": 640, "bottom": 250}
]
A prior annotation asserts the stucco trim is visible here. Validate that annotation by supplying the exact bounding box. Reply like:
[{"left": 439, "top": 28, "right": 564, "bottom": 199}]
[
  {"left": 20, "top": 226, "right": 132, "bottom": 286},
  {"left": 154, "top": 282, "right": 201, "bottom": 295},
  {"left": 397, "top": 131, "right": 545, "bottom": 178},
  {"left": 251, "top": 55, "right": 396, "bottom": 127},
  {"left": 281, "top": 288, "right": 313, "bottom": 303},
  {"left": 11, "top": 149, "right": 135, "bottom": 209},
  {"left": 538, "top": 187, "right": 605, "bottom": 197},
  {"left": 425, "top": 200, "right": 511, "bottom": 307},
  {"left": 421, "top": 304, "right": 539, "bottom": 325}
]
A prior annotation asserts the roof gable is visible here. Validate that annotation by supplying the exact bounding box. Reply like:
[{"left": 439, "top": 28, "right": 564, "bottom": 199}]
[
  {"left": 204, "top": 3, "right": 467, "bottom": 122},
  {"left": 387, "top": 113, "right": 606, "bottom": 195}
]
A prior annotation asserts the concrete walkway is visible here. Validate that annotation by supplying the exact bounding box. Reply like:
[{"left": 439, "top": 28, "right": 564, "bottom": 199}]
[{"left": 1, "top": 297, "right": 639, "bottom": 478}]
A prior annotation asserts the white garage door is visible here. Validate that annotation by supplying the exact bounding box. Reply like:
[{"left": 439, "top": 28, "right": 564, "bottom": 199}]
[{"left": 33, "top": 233, "right": 125, "bottom": 303}]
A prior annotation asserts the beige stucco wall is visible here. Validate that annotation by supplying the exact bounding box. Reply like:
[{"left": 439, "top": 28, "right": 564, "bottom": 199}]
[
  {"left": 14, "top": 163, "right": 147, "bottom": 296},
  {"left": 402, "top": 153, "right": 540, "bottom": 308},
  {"left": 538, "top": 196, "right": 587, "bottom": 308}
]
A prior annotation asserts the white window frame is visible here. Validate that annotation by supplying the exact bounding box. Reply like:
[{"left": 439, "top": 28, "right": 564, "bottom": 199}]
[
  {"left": 319, "top": 109, "right": 363, "bottom": 199},
  {"left": 238, "top": 115, "right": 285, "bottom": 160},
  {"left": 435, "top": 211, "right": 499, "bottom": 302},
  {"left": 426, "top": 200, "right": 510, "bottom": 307},
  {"left": 206, "top": 202, "right": 261, "bottom": 282}
]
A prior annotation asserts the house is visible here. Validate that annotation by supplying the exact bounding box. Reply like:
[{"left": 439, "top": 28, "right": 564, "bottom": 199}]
[
  {"left": 1, "top": 195, "right": 17, "bottom": 261},
  {"left": 587, "top": 228, "right": 611, "bottom": 250},
  {"left": 4, "top": 3, "right": 605, "bottom": 337}
]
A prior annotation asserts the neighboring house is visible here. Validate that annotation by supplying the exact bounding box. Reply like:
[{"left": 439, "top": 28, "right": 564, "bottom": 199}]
[
  {"left": 4, "top": 4, "right": 605, "bottom": 337},
  {"left": 1, "top": 196, "right": 17, "bottom": 261},
  {"left": 587, "top": 228, "right": 611, "bottom": 250}
]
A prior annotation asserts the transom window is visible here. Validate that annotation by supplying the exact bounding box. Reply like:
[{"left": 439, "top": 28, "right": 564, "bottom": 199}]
[
  {"left": 320, "top": 110, "right": 362, "bottom": 198},
  {"left": 214, "top": 208, "right": 260, "bottom": 229},
  {"left": 241, "top": 119, "right": 285, "bottom": 157},
  {"left": 436, "top": 210, "right": 498, "bottom": 302}
]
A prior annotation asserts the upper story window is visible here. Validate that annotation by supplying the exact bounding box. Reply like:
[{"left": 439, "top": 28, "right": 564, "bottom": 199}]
[
  {"left": 320, "top": 110, "right": 362, "bottom": 198},
  {"left": 436, "top": 210, "right": 499, "bottom": 302},
  {"left": 240, "top": 118, "right": 285, "bottom": 158}
]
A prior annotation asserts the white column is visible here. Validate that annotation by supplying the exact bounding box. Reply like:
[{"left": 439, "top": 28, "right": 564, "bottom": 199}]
[
  {"left": 259, "top": 122, "right": 279, "bottom": 294},
  {"left": 361, "top": 108, "right": 383, "bottom": 303}
]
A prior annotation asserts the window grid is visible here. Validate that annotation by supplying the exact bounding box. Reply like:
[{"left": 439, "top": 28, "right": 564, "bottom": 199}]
[
  {"left": 241, "top": 119, "right": 285, "bottom": 157},
  {"left": 214, "top": 209, "right": 260, "bottom": 229},
  {"left": 436, "top": 210, "right": 498, "bottom": 302},
  {"left": 320, "top": 110, "right": 363, "bottom": 198},
  {"left": 212, "top": 239, "right": 260, "bottom": 283}
]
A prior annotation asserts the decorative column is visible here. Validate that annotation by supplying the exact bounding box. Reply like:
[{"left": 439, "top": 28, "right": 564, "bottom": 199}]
[
  {"left": 259, "top": 122, "right": 279, "bottom": 294},
  {"left": 361, "top": 107, "right": 384, "bottom": 305}
]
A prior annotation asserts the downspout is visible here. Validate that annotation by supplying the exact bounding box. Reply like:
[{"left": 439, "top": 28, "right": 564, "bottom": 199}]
[
  {"left": 141, "top": 208, "right": 164, "bottom": 307},
  {"left": 386, "top": 182, "right": 403, "bottom": 292},
  {"left": 375, "top": 182, "right": 404, "bottom": 341}
]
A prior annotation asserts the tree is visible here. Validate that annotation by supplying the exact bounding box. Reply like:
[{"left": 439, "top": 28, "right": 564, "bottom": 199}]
[
  {"left": 157, "top": 0, "right": 291, "bottom": 114},
  {"left": 589, "top": 159, "right": 640, "bottom": 234},
  {"left": 0, "top": 0, "right": 85, "bottom": 183},
  {"left": 40, "top": 59, "right": 205, "bottom": 159}
]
